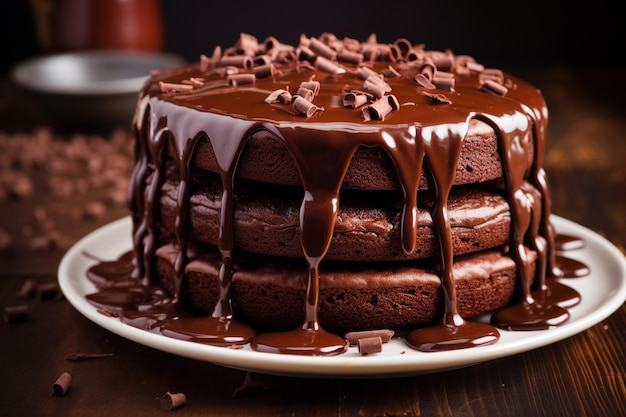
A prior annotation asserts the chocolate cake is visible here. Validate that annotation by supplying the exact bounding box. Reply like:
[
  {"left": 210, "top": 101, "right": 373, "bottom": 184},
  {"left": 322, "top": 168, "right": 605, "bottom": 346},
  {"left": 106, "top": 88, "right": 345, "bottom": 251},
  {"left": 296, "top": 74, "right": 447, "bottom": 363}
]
[{"left": 86, "top": 33, "right": 584, "bottom": 355}]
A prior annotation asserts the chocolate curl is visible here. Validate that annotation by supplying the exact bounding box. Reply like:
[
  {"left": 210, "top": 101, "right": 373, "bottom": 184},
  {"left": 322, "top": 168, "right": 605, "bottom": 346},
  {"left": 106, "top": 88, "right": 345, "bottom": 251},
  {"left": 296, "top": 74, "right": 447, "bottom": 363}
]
[
  {"left": 219, "top": 55, "right": 253, "bottom": 69},
  {"left": 416, "top": 58, "right": 436, "bottom": 81},
  {"left": 295, "top": 87, "right": 315, "bottom": 102},
  {"left": 362, "top": 75, "right": 391, "bottom": 99},
  {"left": 227, "top": 73, "right": 255, "bottom": 87},
  {"left": 160, "top": 391, "right": 187, "bottom": 411},
  {"left": 423, "top": 92, "right": 452, "bottom": 104},
  {"left": 479, "top": 68, "right": 505, "bottom": 84},
  {"left": 405, "top": 48, "right": 425, "bottom": 62},
  {"left": 159, "top": 82, "right": 193, "bottom": 93},
  {"left": 254, "top": 63, "right": 276, "bottom": 79},
  {"left": 465, "top": 61, "right": 485, "bottom": 72},
  {"left": 345, "top": 329, "right": 395, "bottom": 345},
  {"left": 356, "top": 66, "right": 380, "bottom": 81},
  {"left": 314, "top": 56, "right": 346, "bottom": 75},
  {"left": 262, "top": 36, "right": 279, "bottom": 53},
  {"left": 382, "top": 65, "right": 401, "bottom": 78},
  {"left": 297, "top": 45, "right": 317, "bottom": 62},
  {"left": 234, "top": 32, "right": 259, "bottom": 56},
  {"left": 3, "top": 304, "right": 30, "bottom": 323},
  {"left": 265, "top": 89, "right": 293, "bottom": 104},
  {"left": 253, "top": 54, "right": 272, "bottom": 66},
  {"left": 414, "top": 73, "right": 436, "bottom": 89},
  {"left": 308, "top": 37, "right": 337, "bottom": 60},
  {"left": 299, "top": 80, "right": 321, "bottom": 96},
  {"left": 432, "top": 72, "right": 455, "bottom": 91},
  {"left": 343, "top": 91, "right": 369, "bottom": 108},
  {"left": 342, "top": 36, "right": 361, "bottom": 52},
  {"left": 337, "top": 50, "right": 363, "bottom": 65},
  {"left": 479, "top": 79, "right": 509, "bottom": 96},
  {"left": 428, "top": 50, "right": 455, "bottom": 71},
  {"left": 393, "top": 37, "right": 414, "bottom": 58},
  {"left": 51, "top": 372, "right": 72, "bottom": 396},
  {"left": 363, "top": 95, "right": 399, "bottom": 121},
  {"left": 357, "top": 336, "right": 383, "bottom": 355},
  {"left": 199, "top": 46, "right": 222, "bottom": 72},
  {"left": 292, "top": 95, "right": 324, "bottom": 117}
]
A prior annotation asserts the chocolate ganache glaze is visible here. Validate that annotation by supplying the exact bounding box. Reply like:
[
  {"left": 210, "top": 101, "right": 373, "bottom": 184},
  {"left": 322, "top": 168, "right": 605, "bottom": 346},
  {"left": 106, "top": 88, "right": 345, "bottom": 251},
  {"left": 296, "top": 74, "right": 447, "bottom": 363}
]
[{"left": 85, "top": 33, "right": 589, "bottom": 355}]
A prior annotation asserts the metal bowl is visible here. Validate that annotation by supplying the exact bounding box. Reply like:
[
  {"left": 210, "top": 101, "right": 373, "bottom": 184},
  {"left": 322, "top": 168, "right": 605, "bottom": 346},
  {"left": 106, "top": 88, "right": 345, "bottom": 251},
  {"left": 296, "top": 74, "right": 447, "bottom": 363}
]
[{"left": 12, "top": 51, "right": 186, "bottom": 130}]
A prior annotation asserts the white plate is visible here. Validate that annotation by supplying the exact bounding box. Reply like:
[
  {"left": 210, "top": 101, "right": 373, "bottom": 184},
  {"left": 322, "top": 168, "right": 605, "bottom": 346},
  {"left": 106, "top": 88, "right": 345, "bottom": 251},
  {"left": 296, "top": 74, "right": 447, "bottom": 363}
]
[{"left": 58, "top": 216, "right": 626, "bottom": 378}]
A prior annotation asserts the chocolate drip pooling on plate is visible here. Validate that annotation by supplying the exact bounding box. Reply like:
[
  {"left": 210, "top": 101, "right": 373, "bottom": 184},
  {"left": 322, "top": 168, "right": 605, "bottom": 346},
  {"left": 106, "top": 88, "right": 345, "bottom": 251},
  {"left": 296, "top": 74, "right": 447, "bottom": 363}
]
[{"left": 94, "top": 33, "right": 587, "bottom": 354}]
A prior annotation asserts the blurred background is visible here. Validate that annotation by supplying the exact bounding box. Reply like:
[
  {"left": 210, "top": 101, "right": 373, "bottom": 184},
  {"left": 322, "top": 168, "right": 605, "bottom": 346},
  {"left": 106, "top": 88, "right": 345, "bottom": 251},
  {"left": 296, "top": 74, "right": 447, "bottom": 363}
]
[{"left": 2, "top": 0, "right": 624, "bottom": 76}]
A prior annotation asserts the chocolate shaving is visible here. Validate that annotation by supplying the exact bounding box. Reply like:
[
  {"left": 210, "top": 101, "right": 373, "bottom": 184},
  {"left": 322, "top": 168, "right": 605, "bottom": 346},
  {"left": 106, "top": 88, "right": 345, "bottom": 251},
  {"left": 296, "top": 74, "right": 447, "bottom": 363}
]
[
  {"left": 64, "top": 352, "right": 114, "bottom": 361},
  {"left": 393, "top": 38, "right": 413, "bottom": 58},
  {"left": 361, "top": 75, "right": 391, "bottom": 99},
  {"left": 466, "top": 61, "right": 485, "bottom": 72},
  {"left": 381, "top": 65, "right": 401, "bottom": 78},
  {"left": 429, "top": 50, "right": 455, "bottom": 71},
  {"left": 17, "top": 279, "right": 37, "bottom": 298},
  {"left": 314, "top": 55, "right": 346, "bottom": 75},
  {"left": 362, "top": 95, "right": 399, "bottom": 121},
  {"left": 160, "top": 391, "right": 187, "bottom": 411},
  {"left": 357, "top": 336, "right": 383, "bottom": 355},
  {"left": 253, "top": 63, "right": 276, "bottom": 79},
  {"left": 479, "top": 68, "right": 505, "bottom": 84},
  {"left": 219, "top": 55, "right": 253, "bottom": 69},
  {"left": 343, "top": 91, "right": 370, "bottom": 108},
  {"left": 414, "top": 73, "right": 436, "bottom": 89},
  {"left": 292, "top": 96, "right": 324, "bottom": 117},
  {"left": 337, "top": 50, "right": 363, "bottom": 65},
  {"left": 265, "top": 89, "right": 293, "bottom": 104},
  {"left": 308, "top": 37, "right": 337, "bottom": 60},
  {"left": 159, "top": 82, "right": 193, "bottom": 93},
  {"left": 479, "top": 79, "right": 509, "bottom": 96},
  {"left": 227, "top": 73, "right": 255, "bottom": 87},
  {"left": 3, "top": 304, "right": 30, "bottom": 323},
  {"left": 299, "top": 80, "right": 321, "bottom": 96},
  {"left": 295, "top": 87, "right": 315, "bottom": 102},
  {"left": 234, "top": 32, "right": 259, "bottom": 56},
  {"left": 51, "top": 372, "right": 72, "bottom": 396},
  {"left": 200, "top": 46, "right": 222, "bottom": 71},
  {"left": 356, "top": 66, "right": 379, "bottom": 80},
  {"left": 432, "top": 72, "right": 455, "bottom": 91},
  {"left": 424, "top": 92, "right": 452, "bottom": 104},
  {"left": 345, "top": 329, "right": 395, "bottom": 345}
]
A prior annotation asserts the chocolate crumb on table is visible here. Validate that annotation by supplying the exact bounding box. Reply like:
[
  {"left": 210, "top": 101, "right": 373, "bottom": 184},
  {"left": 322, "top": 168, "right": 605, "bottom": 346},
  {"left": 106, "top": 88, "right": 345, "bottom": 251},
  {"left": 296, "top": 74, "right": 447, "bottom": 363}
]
[
  {"left": 64, "top": 352, "right": 114, "bottom": 362},
  {"left": 50, "top": 372, "right": 72, "bottom": 396},
  {"left": 3, "top": 303, "right": 30, "bottom": 323},
  {"left": 160, "top": 391, "right": 187, "bottom": 411}
]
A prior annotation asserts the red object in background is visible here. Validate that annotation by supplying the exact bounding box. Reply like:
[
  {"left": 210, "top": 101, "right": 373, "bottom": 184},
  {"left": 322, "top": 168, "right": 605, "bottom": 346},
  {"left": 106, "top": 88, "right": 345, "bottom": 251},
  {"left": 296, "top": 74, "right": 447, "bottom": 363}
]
[{"left": 50, "top": 0, "right": 163, "bottom": 53}]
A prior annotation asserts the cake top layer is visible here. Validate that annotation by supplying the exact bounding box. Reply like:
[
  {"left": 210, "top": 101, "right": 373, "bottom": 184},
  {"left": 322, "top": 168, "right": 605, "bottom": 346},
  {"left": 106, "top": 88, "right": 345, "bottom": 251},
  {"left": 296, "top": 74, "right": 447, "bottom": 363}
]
[{"left": 139, "top": 32, "right": 546, "bottom": 132}]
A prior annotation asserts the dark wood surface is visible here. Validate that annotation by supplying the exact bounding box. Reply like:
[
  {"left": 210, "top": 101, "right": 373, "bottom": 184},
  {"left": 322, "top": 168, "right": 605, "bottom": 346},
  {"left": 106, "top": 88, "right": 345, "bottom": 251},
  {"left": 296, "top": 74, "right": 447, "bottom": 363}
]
[{"left": 1, "top": 66, "right": 625, "bottom": 417}]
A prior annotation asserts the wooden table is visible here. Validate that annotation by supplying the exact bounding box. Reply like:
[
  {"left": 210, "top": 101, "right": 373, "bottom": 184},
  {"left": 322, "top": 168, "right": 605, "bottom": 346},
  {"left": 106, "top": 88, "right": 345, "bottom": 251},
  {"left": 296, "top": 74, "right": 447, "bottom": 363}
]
[{"left": 1, "top": 66, "right": 625, "bottom": 417}]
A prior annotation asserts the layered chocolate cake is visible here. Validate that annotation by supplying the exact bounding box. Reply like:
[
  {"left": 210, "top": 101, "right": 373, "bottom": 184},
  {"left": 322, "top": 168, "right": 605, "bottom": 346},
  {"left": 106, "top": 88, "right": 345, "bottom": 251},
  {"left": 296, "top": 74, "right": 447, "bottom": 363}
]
[{"left": 86, "top": 33, "right": 585, "bottom": 355}]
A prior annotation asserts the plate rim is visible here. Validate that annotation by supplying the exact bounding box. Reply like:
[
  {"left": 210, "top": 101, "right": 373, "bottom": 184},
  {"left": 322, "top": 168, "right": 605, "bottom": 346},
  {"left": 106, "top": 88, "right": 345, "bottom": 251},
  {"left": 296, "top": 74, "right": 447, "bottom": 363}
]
[{"left": 58, "top": 215, "right": 626, "bottom": 378}]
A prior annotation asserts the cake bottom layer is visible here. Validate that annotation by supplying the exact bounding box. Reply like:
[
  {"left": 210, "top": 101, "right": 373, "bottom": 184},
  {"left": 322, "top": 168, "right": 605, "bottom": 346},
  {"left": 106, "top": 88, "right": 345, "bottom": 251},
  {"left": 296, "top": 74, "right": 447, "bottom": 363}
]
[{"left": 154, "top": 243, "right": 536, "bottom": 331}]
